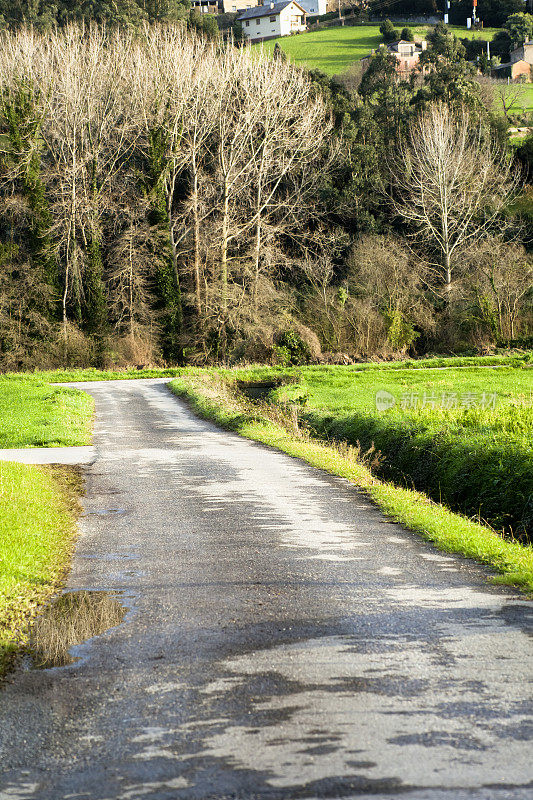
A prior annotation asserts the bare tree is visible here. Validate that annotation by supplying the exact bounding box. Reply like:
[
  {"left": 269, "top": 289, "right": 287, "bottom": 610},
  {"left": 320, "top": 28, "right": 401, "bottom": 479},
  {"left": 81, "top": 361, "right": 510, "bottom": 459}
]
[
  {"left": 212, "top": 46, "right": 261, "bottom": 313},
  {"left": 0, "top": 26, "right": 141, "bottom": 342},
  {"left": 390, "top": 103, "right": 519, "bottom": 298},
  {"left": 0, "top": 23, "right": 337, "bottom": 364},
  {"left": 243, "top": 56, "right": 333, "bottom": 306},
  {"left": 492, "top": 79, "right": 529, "bottom": 123}
]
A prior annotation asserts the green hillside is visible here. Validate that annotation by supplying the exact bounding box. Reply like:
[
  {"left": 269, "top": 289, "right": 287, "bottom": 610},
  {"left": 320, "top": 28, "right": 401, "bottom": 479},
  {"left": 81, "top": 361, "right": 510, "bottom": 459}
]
[{"left": 254, "top": 24, "right": 500, "bottom": 76}]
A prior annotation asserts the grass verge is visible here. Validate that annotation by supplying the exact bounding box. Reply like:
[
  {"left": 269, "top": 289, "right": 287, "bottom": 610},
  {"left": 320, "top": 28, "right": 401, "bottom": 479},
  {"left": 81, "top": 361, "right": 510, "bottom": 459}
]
[
  {"left": 8, "top": 351, "right": 529, "bottom": 385},
  {"left": 0, "top": 376, "right": 93, "bottom": 448},
  {"left": 0, "top": 463, "right": 83, "bottom": 678},
  {"left": 169, "top": 373, "right": 533, "bottom": 595}
]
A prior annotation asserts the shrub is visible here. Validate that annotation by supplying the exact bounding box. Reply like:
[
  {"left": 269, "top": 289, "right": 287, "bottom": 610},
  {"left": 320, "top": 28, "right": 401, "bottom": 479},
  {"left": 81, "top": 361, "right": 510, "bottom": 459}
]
[
  {"left": 400, "top": 27, "right": 414, "bottom": 42},
  {"left": 386, "top": 307, "right": 419, "bottom": 352},
  {"left": 274, "top": 329, "right": 312, "bottom": 365},
  {"left": 380, "top": 19, "right": 399, "bottom": 43}
]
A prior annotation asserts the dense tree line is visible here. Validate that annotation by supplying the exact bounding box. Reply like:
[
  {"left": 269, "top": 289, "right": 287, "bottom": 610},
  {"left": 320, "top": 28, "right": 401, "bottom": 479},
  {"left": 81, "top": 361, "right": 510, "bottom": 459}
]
[
  {"left": 0, "top": 23, "right": 531, "bottom": 370},
  {"left": 0, "top": 1, "right": 220, "bottom": 39},
  {"left": 0, "top": 26, "right": 335, "bottom": 367},
  {"left": 449, "top": 0, "right": 526, "bottom": 28}
]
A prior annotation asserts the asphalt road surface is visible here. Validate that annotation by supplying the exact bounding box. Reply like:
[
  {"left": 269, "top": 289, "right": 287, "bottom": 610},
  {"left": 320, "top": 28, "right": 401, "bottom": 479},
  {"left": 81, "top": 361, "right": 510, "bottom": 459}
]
[{"left": 1, "top": 379, "right": 532, "bottom": 800}]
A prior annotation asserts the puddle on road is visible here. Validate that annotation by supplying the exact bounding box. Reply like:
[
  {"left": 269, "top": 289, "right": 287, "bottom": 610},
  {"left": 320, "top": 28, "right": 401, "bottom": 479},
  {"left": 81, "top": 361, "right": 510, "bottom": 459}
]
[
  {"left": 29, "top": 590, "right": 127, "bottom": 668},
  {"left": 80, "top": 552, "right": 140, "bottom": 562},
  {"left": 84, "top": 507, "right": 127, "bottom": 517}
]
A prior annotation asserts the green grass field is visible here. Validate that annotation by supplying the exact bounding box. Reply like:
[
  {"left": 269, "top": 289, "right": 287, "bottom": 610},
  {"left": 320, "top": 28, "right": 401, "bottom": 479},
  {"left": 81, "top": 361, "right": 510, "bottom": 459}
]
[
  {"left": 0, "top": 377, "right": 93, "bottom": 448},
  {"left": 268, "top": 362, "right": 532, "bottom": 415},
  {"left": 30, "top": 353, "right": 529, "bottom": 382},
  {"left": 508, "top": 84, "right": 533, "bottom": 115},
  {"left": 254, "top": 24, "right": 500, "bottom": 76}
]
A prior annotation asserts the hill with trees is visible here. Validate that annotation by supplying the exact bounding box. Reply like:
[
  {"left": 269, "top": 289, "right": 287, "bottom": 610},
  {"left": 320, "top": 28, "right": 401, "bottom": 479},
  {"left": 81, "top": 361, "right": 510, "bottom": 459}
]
[{"left": 0, "top": 20, "right": 530, "bottom": 370}]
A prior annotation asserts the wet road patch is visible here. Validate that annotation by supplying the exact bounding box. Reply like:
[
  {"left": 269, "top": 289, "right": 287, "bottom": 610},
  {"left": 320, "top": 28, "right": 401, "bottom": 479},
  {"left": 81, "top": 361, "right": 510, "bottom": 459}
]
[{"left": 29, "top": 590, "right": 126, "bottom": 668}]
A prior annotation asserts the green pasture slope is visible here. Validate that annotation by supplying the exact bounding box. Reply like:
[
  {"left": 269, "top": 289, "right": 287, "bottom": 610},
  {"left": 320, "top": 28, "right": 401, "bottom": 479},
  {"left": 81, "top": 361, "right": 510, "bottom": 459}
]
[
  {"left": 0, "top": 377, "right": 91, "bottom": 676},
  {"left": 254, "top": 24, "right": 500, "bottom": 76},
  {"left": 241, "top": 359, "right": 533, "bottom": 540}
]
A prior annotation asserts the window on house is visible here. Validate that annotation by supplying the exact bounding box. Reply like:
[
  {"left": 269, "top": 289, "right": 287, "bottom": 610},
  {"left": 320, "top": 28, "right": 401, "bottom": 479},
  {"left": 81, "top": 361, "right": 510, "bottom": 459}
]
[
  {"left": 269, "top": 14, "right": 276, "bottom": 21},
  {"left": 256, "top": 18, "right": 260, "bottom": 24},
  {"left": 245, "top": 19, "right": 249, "bottom": 25}
]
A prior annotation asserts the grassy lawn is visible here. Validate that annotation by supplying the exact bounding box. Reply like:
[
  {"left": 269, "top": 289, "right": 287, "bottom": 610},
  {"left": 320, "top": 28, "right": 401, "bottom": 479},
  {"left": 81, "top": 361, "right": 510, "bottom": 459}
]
[
  {"left": 254, "top": 24, "right": 500, "bottom": 76},
  {"left": 268, "top": 362, "right": 533, "bottom": 413},
  {"left": 168, "top": 369, "right": 533, "bottom": 593},
  {"left": 0, "top": 463, "right": 82, "bottom": 677},
  {"left": 0, "top": 377, "right": 93, "bottom": 448}
]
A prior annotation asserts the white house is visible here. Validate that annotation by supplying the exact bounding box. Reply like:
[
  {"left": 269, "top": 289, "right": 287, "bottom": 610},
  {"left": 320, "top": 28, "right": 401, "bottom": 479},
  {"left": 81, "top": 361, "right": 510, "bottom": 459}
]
[
  {"left": 296, "top": 0, "right": 326, "bottom": 16},
  {"left": 238, "top": 1, "right": 306, "bottom": 43}
]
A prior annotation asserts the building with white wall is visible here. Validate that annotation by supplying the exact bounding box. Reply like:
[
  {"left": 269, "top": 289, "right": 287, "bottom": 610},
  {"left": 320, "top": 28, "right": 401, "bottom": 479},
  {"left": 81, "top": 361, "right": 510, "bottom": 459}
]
[
  {"left": 238, "top": 1, "right": 306, "bottom": 43},
  {"left": 296, "top": 0, "right": 326, "bottom": 16}
]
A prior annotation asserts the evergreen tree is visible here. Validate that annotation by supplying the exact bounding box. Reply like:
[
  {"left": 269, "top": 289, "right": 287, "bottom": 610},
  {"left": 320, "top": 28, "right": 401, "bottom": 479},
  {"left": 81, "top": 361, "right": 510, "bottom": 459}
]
[
  {"left": 145, "top": 126, "right": 184, "bottom": 364},
  {"left": 0, "top": 79, "right": 57, "bottom": 295}
]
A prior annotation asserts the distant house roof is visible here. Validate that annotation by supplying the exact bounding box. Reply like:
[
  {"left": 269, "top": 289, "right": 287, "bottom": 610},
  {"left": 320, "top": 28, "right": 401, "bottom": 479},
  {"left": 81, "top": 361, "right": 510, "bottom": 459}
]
[
  {"left": 388, "top": 40, "right": 424, "bottom": 53},
  {"left": 494, "top": 59, "right": 531, "bottom": 69},
  {"left": 361, "top": 39, "right": 426, "bottom": 63},
  {"left": 237, "top": 1, "right": 304, "bottom": 19}
]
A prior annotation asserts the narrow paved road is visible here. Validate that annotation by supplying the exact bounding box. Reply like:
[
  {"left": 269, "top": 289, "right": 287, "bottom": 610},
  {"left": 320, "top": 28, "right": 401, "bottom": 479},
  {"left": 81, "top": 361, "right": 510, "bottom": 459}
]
[{"left": 1, "top": 379, "right": 532, "bottom": 800}]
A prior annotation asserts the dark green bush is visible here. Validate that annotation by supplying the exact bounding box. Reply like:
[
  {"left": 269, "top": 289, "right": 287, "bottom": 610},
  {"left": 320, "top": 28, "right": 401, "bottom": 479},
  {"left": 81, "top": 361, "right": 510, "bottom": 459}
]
[
  {"left": 380, "top": 19, "right": 399, "bottom": 42},
  {"left": 400, "top": 27, "right": 414, "bottom": 41},
  {"left": 275, "top": 329, "right": 312, "bottom": 365}
]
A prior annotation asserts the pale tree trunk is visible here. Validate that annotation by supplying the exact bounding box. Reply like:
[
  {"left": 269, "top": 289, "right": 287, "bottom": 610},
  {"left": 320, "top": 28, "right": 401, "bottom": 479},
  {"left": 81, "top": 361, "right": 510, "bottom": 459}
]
[
  {"left": 252, "top": 179, "right": 263, "bottom": 308},
  {"left": 63, "top": 135, "right": 78, "bottom": 356},
  {"left": 165, "top": 173, "right": 182, "bottom": 306},
  {"left": 444, "top": 251, "right": 452, "bottom": 295},
  {"left": 191, "top": 149, "right": 202, "bottom": 318},
  {"left": 220, "top": 178, "right": 230, "bottom": 313},
  {"left": 128, "top": 236, "right": 134, "bottom": 347}
]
